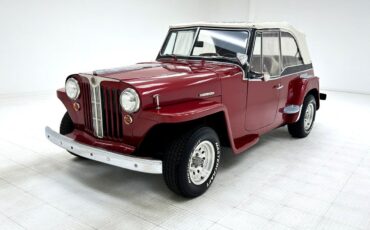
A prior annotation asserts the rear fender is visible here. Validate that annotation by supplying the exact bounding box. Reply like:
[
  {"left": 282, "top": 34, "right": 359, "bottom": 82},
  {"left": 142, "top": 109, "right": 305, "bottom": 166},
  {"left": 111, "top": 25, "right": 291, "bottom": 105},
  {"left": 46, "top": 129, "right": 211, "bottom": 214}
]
[{"left": 283, "top": 77, "right": 320, "bottom": 123}]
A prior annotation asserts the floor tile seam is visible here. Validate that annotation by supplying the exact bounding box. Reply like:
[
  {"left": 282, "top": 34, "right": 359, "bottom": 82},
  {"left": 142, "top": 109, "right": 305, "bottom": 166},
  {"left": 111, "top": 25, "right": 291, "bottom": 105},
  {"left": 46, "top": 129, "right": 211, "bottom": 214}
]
[
  {"left": 97, "top": 208, "right": 162, "bottom": 230},
  {"left": 0, "top": 177, "right": 97, "bottom": 229},
  {"left": 0, "top": 210, "right": 27, "bottom": 230},
  {"left": 311, "top": 159, "right": 365, "bottom": 229},
  {"left": 1, "top": 138, "right": 69, "bottom": 165}
]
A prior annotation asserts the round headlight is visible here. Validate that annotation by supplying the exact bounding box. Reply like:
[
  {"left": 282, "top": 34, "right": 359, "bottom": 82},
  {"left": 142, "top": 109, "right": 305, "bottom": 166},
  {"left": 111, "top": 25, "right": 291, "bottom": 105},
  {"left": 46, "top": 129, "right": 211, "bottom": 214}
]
[
  {"left": 65, "top": 78, "right": 80, "bottom": 100},
  {"left": 120, "top": 88, "right": 140, "bottom": 113}
]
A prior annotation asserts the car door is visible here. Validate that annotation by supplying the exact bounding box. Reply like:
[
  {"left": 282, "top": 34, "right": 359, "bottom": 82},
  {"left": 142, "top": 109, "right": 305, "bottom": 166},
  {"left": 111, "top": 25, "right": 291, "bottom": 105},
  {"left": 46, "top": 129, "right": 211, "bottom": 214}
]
[{"left": 245, "top": 30, "right": 282, "bottom": 131}]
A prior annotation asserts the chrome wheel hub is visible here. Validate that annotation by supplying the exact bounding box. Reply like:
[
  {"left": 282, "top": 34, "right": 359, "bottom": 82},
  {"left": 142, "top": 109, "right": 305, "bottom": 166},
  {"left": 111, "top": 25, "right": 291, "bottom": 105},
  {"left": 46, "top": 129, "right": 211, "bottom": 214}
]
[
  {"left": 304, "top": 103, "right": 314, "bottom": 131},
  {"left": 188, "top": 141, "right": 215, "bottom": 185}
]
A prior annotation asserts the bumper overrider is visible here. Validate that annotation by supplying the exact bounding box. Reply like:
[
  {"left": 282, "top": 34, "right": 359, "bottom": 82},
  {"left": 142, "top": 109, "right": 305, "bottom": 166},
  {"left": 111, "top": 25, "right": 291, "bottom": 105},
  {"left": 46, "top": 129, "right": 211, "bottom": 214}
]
[{"left": 45, "top": 127, "right": 162, "bottom": 174}]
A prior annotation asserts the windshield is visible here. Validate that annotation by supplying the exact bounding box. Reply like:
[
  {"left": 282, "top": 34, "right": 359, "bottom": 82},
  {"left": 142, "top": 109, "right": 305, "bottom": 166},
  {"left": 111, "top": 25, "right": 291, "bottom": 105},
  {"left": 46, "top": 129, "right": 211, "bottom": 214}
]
[{"left": 161, "top": 28, "right": 249, "bottom": 60}]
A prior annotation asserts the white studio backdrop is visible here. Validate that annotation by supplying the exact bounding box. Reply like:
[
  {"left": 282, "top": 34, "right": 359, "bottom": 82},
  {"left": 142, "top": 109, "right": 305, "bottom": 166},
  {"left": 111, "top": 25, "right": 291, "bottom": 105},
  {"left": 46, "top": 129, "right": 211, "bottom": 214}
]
[
  {"left": 248, "top": 0, "right": 370, "bottom": 94},
  {"left": 0, "top": 0, "right": 369, "bottom": 95},
  {"left": 0, "top": 0, "right": 214, "bottom": 95}
]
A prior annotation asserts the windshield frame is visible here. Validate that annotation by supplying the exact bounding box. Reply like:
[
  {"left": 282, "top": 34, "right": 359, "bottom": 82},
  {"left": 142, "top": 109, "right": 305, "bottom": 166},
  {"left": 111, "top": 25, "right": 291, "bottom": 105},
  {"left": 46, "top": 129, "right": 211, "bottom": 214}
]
[{"left": 157, "top": 27, "right": 251, "bottom": 65}]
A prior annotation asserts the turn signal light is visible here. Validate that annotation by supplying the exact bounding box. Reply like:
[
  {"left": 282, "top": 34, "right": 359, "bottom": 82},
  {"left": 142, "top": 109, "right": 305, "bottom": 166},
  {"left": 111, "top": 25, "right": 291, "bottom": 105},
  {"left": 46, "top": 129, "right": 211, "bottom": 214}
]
[{"left": 73, "top": 102, "right": 80, "bottom": 111}]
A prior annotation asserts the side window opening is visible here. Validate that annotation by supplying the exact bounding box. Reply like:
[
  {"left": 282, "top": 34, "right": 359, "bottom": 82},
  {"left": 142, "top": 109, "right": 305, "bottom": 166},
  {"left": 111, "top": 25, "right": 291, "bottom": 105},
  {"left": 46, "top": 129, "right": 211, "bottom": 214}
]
[
  {"left": 261, "top": 31, "right": 281, "bottom": 76},
  {"left": 281, "top": 32, "right": 303, "bottom": 68},
  {"left": 250, "top": 32, "right": 262, "bottom": 73},
  {"left": 250, "top": 31, "right": 281, "bottom": 77}
]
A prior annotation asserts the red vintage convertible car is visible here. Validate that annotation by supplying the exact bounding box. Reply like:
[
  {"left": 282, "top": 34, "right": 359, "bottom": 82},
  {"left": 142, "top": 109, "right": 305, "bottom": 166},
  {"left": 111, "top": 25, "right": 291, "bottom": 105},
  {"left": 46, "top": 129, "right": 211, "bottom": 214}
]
[{"left": 46, "top": 22, "right": 326, "bottom": 197}]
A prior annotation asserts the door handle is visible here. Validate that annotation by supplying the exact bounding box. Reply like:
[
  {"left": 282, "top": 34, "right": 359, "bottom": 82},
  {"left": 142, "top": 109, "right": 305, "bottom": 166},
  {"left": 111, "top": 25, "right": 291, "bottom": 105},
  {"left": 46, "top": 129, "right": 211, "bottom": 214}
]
[{"left": 274, "top": 83, "right": 284, "bottom": 90}]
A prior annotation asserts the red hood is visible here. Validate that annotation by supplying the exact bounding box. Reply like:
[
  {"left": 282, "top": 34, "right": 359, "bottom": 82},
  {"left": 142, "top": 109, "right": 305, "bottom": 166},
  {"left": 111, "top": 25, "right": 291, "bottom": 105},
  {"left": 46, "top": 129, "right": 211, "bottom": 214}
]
[{"left": 93, "top": 60, "right": 238, "bottom": 109}]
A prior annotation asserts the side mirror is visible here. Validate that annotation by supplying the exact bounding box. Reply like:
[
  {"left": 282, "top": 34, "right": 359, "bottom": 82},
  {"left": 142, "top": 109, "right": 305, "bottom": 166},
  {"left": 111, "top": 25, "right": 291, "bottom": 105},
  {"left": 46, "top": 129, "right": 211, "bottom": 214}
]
[
  {"left": 262, "top": 72, "right": 271, "bottom": 81},
  {"left": 237, "top": 53, "right": 248, "bottom": 66}
]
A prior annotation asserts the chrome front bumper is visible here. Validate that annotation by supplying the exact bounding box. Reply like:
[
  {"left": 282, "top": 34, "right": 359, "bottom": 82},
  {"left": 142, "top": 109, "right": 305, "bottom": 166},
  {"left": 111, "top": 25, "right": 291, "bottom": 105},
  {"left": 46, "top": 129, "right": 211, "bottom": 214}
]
[{"left": 45, "top": 127, "right": 162, "bottom": 174}]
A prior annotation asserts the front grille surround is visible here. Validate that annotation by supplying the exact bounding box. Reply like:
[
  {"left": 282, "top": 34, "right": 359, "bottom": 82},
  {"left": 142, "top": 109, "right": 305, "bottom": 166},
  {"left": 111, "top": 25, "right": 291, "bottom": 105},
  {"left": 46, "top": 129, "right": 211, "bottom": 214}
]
[{"left": 79, "top": 74, "right": 122, "bottom": 140}]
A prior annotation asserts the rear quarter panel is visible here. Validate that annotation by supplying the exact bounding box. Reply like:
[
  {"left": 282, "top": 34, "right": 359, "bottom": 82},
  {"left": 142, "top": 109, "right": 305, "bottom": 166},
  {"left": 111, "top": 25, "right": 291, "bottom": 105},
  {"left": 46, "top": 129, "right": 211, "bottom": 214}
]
[{"left": 278, "top": 68, "right": 320, "bottom": 124}]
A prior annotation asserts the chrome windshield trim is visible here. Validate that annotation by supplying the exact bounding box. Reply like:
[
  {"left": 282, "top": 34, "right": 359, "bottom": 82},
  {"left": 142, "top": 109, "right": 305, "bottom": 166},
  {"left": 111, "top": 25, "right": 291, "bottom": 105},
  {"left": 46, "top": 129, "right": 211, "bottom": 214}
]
[
  {"left": 45, "top": 127, "right": 162, "bottom": 174},
  {"left": 158, "top": 27, "right": 251, "bottom": 61}
]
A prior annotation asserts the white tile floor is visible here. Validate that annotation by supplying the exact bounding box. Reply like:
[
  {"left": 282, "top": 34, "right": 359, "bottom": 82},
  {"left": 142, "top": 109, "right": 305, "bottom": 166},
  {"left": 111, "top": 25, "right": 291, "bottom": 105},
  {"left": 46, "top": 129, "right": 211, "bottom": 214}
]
[{"left": 0, "top": 90, "right": 369, "bottom": 230}]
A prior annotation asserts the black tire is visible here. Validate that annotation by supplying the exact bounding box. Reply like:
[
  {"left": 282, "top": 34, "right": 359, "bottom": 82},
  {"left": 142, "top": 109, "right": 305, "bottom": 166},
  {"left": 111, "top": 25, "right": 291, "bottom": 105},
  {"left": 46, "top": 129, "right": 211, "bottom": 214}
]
[
  {"left": 60, "top": 112, "right": 74, "bottom": 135},
  {"left": 163, "top": 127, "right": 221, "bottom": 198},
  {"left": 288, "top": 94, "right": 316, "bottom": 138},
  {"left": 59, "top": 112, "right": 82, "bottom": 158}
]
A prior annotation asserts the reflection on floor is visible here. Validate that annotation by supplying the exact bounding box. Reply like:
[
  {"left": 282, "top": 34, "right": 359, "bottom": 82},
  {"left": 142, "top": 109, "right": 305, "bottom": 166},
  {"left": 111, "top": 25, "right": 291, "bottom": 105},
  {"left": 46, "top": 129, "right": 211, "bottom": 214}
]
[{"left": 0, "top": 91, "right": 369, "bottom": 230}]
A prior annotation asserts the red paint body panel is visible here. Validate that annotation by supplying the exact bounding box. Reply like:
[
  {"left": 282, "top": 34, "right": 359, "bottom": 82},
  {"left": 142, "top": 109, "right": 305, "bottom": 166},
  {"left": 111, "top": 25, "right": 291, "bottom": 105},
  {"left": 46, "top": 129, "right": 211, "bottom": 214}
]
[
  {"left": 245, "top": 78, "right": 280, "bottom": 131},
  {"left": 58, "top": 59, "right": 321, "bottom": 156}
]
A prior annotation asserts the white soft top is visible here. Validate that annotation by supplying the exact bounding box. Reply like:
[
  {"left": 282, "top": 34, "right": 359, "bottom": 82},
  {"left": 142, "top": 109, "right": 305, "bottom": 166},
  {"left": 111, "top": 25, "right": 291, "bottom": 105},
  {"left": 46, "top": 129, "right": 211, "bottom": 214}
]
[{"left": 170, "top": 22, "right": 311, "bottom": 64}]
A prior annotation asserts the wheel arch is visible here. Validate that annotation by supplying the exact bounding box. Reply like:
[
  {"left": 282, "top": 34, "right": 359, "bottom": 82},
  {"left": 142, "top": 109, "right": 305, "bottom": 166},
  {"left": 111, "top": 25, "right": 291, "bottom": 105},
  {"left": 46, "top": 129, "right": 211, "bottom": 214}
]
[
  {"left": 305, "top": 88, "right": 320, "bottom": 110},
  {"left": 135, "top": 111, "right": 232, "bottom": 158}
]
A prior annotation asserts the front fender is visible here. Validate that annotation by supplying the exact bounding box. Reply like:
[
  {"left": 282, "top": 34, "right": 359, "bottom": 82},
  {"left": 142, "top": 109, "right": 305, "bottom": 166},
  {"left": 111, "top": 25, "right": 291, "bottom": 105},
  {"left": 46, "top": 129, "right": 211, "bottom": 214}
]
[
  {"left": 138, "top": 99, "right": 246, "bottom": 154},
  {"left": 139, "top": 99, "right": 225, "bottom": 123}
]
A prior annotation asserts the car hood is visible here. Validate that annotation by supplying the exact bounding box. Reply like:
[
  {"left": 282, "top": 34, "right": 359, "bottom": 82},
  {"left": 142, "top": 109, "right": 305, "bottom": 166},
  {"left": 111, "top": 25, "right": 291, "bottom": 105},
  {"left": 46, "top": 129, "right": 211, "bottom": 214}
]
[{"left": 93, "top": 60, "right": 233, "bottom": 109}]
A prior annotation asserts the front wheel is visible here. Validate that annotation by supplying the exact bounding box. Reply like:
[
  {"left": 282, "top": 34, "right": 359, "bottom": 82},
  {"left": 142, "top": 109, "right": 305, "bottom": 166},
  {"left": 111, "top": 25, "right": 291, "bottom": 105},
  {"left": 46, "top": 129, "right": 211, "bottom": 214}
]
[
  {"left": 60, "top": 112, "right": 83, "bottom": 158},
  {"left": 288, "top": 94, "right": 316, "bottom": 138},
  {"left": 163, "top": 127, "right": 221, "bottom": 198}
]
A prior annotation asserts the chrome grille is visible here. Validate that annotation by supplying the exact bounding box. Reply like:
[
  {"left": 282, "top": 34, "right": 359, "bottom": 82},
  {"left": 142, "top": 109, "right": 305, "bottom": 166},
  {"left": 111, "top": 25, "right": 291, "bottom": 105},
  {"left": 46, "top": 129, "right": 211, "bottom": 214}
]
[
  {"left": 80, "top": 81, "right": 93, "bottom": 134},
  {"left": 79, "top": 74, "right": 119, "bottom": 139},
  {"left": 101, "top": 86, "right": 123, "bottom": 141},
  {"left": 90, "top": 81, "right": 104, "bottom": 138}
]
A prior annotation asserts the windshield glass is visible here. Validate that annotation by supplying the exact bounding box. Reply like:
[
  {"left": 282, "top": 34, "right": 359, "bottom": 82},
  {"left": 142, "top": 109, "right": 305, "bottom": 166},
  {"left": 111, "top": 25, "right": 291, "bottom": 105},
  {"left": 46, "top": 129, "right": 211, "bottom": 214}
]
[{"left": 161, "top": 28, "right": 249, "bottom": 59}]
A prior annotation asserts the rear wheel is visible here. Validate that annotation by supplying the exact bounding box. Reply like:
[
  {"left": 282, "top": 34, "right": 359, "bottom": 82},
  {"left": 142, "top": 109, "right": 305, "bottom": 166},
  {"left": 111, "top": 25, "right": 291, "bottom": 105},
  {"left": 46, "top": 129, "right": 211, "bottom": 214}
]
[
  {"left": 60, "top": 112, "right": 82, "bottom": 158},
  {"left": 163, "top": 127, "right": 221, "bottom": 198},
  {"left": 288, "top": 95, "right": 316, "bottom": 138}
]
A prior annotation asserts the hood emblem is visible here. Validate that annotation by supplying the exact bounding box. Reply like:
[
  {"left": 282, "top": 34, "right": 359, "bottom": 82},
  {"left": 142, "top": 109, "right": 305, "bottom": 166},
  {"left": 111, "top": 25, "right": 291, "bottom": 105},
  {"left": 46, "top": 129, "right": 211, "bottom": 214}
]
[
  {"left": 91, "top": 77, "right": 97, "bottom": 85},
  {"left": 153, "top": 94, "right": 160, "bottom": 110}
]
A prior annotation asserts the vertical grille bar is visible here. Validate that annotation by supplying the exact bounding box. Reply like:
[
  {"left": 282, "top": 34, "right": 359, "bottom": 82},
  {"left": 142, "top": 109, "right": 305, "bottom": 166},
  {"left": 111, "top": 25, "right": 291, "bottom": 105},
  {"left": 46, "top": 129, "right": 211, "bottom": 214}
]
[
  {"left": 102, "top": 88, "right": 109, "bottom": 138},
  {"left": 81, "top": 81, "right": 93, "bottom": 134},
  {"left": 90, "top": 83, "right": 103, "bottom": 138},
  {"left": 100, "top": 84, "right": 123, "bottom": 141},
  {"left": 109, "top": 90, "right": 115, "bottom": 138},
  {"left": 114, "top": 90, "right": 121, "bottom": 139},
  {"left": 117, "top": 89, "right": 123, "bottom": 140}
]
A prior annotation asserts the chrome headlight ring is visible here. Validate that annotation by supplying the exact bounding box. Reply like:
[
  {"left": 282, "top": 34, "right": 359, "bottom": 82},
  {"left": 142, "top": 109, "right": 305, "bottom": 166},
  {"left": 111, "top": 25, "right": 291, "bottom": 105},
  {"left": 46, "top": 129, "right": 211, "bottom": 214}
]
[
  {"left": 120, "top": 88, "right": 140, "bottom": 113},
  {"left": 65, "top": 78, "right": 80, "bottom": 100}
]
